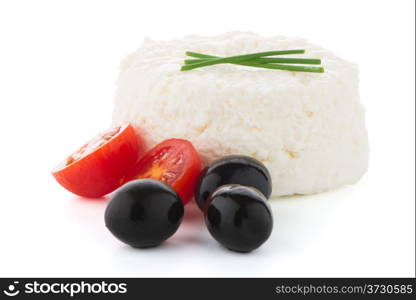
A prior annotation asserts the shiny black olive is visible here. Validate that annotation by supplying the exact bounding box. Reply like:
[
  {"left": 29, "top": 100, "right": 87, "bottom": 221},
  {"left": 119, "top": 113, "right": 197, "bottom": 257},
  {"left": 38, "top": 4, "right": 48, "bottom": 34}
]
[
  {"left": 195, "top": 155, "right": 272, "bottom": 210},
  {"left": 204, "top": 184, "right": 273, "bottom": 253},
  {"left": 105, "top": 179, "right": 184, "bottom": 248}
]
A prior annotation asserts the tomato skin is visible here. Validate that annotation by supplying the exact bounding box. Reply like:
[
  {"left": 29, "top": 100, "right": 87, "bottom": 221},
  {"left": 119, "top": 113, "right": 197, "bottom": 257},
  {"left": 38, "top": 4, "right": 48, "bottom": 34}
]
[
  {"left": 124, "top": 139, "right": 202, "bottom": 204},
  {"left": 52, "top": 124, "right": 144, "bottom": 198}
]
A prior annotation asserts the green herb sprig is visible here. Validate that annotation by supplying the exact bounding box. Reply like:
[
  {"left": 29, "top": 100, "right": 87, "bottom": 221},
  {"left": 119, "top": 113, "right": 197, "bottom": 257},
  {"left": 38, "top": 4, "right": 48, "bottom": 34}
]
[{"left": 181, "top": 50, "right": 324, "bottom": 73}]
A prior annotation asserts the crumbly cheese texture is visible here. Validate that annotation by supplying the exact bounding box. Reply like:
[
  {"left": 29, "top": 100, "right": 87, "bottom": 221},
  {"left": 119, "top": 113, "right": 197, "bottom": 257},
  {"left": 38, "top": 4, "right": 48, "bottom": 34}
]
[{"left": 113, "top": 32, "right": 369, "bottom": 197}]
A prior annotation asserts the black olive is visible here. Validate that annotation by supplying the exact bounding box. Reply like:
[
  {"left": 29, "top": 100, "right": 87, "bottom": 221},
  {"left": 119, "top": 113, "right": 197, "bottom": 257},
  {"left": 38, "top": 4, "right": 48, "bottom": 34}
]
[
  {"left": 195, "top": 155, "right": 272, "bottom": 210},
  {"left": 105, "top": 179, "right": 184, "bottom": 248},
  {"left": 204, "top": 184, "right": 273, "bottom": 252}
]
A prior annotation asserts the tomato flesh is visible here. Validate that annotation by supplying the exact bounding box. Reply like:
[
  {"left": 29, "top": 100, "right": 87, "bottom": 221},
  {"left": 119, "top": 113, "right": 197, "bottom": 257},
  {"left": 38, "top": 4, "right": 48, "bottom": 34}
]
[
  {"left": 52, "top": 123, "right": 145, "bottom": 198},
  {"left": 124, "top": 139, "right": 202, "bottom": 204},
  {"left": 66, "top": 126, "right": 122, "bottom": 166}
]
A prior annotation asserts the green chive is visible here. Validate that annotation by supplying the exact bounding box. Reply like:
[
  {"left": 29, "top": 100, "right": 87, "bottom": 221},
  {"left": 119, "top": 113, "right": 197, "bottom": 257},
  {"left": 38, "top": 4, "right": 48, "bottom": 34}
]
[
  {"left": 181, "top": 50, "right": 324, "bottom": 73},
  {"left": 184, "top": 57, "right": 321, "bottom": 65},
  {"left": 182, "top": 50, "right": 306, "bottom": 71},
  {"left": 186, "top": 50, "right": 305, "bottom": 59}
]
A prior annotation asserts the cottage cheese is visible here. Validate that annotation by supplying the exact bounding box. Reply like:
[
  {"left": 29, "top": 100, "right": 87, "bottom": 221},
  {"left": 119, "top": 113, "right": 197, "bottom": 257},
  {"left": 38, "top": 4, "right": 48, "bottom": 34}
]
[{"left": 112, "top": 32, "right": 369, "bottom": 197}]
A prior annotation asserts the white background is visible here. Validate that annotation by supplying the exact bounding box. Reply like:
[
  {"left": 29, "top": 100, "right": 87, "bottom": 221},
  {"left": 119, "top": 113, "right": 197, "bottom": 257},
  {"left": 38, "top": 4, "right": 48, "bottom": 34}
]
[{"left": 0, "top": 0, "right": 414, "bottom": 277}]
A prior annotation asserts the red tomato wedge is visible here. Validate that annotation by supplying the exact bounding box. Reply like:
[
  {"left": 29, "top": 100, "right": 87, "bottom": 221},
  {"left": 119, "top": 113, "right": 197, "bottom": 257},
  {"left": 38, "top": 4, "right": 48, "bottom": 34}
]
[
  {"left": 52, "top": 123, "right": 145, "bottom": 198},
  {"left": 123, "top": 139, "right": 202, "bottom": 204}
]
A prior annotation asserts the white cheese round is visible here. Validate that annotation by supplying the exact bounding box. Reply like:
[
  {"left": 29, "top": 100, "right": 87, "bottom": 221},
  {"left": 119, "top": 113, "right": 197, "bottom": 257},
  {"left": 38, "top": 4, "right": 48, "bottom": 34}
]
[{"left": 112, "top": 32, "right": 369, "bottom": 197}]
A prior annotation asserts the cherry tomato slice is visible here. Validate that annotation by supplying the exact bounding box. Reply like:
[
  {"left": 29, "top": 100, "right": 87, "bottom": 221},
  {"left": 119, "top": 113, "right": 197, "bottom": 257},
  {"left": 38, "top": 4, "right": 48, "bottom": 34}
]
[
  {"left": 124, "top": 139, "right": 202, "bottom": 204},
  {"left": 52, "top": 123, "right": 145, "bottom": 198}
]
